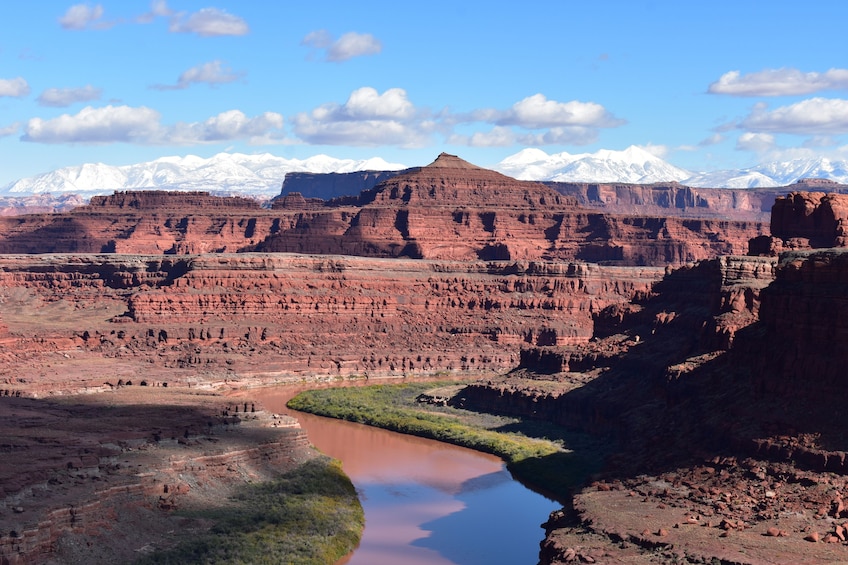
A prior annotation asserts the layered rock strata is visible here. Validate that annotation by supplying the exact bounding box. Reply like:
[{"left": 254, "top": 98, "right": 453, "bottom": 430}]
[
  {"left": 0, "top": 154, "right": 766, "bottom": 266},
  {"left": 549, "top": 178, "right": 848, "bottom": 221},
  {"left": 455, "top": 205, "right": 848, "bottom": 562},
  {"left": 0, "top": 253, "right": 664, "bottom": 390},
  {"left": 278, "top": 168, "right": 848, "bottom": 223}
]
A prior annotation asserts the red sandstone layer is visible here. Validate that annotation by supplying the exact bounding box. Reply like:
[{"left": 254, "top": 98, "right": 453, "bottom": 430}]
[{"left": 0, "top": 253, "right": 664, "bottom": 394}]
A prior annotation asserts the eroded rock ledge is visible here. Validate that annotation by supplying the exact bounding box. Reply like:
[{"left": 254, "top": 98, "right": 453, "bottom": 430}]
[{"left": 0, "top": 388, "right": 311, "bottom": 565}]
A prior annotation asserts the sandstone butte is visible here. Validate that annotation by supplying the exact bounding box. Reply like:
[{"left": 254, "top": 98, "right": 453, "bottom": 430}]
[{"left": 0, "top": 153, "right": 848, "bottom": 563}]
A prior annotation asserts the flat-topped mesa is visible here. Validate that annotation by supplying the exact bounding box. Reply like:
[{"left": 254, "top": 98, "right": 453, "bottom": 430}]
[
  {"left": 87, "top": 190, "right": 261, "bottom": 211},
  {"left": 363, "top": 153, "right": 576, "bottom": 209}
]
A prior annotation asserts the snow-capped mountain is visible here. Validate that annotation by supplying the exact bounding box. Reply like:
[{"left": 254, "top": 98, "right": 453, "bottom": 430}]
[
  {"left": 5, "top": 149, "right": 848, "bottom": 198},
  {"left": 496, "top": 146, "right": 692, "bottom": 184},
  {"left": 1, "top": 153, "right": 407, "bottom": 197},
  {"left": 684, "top": 157, "right": 848, "bottom": 189},
  {"left": 495, "top": 147, "right": 848, "bottom": 188}
]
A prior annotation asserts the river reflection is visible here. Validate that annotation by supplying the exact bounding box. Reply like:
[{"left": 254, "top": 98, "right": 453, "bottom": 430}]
[{"left": 255, "top": 386, "right": 560, "bottom": 565}]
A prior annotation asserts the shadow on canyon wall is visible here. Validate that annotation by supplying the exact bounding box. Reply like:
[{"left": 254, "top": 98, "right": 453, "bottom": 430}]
[{"left": 461, "top": 254, "right": 848, "bottom": 495}]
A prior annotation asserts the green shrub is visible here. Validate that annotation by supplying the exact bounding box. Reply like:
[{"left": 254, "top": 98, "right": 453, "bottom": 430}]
[
  {"left": 135, "top": 457, "right": 363, "bottom": 565},
  {"left": 288, "top": 383, "right": 596, "bottom": 501}
]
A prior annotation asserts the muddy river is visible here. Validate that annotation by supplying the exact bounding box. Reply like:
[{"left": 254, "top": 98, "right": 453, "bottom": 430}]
[{"left": 256, "top": 387, "right": 560, "bottom": 565}]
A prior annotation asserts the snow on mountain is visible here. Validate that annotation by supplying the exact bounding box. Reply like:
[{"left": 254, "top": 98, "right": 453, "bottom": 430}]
[
  {"left": 5, "top": 149, "right": 848, "bottom": 198},
  {"left": 497, "top": 147, "right": 848, "bottom": 189},
  {"left": 1, "top": 153, "right": 408, "bottom": 197},
  {"left": 750, "top": 157, "right": 848, "bottom": 186},
  {"left": 684, "top": 157, "right": 848, "bottom": 189},
  {"left": 496, "top": 145, "right": 692, "bottom": 184},
  {"left": 682, "top": 170, "right": 780, "bottom": 189}
]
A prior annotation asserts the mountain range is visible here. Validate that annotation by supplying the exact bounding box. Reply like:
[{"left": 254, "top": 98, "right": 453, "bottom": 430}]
[
  {"left": 3, "top": 147, "right": 848, "bottom": 198},
  {"left": 0, "top": 153, "right": 406, "bottom": 198}
]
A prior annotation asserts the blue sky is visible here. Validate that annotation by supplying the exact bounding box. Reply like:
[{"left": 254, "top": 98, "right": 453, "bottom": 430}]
[{"left": 1, "top": 1, "right": 847, "bottom": 185}]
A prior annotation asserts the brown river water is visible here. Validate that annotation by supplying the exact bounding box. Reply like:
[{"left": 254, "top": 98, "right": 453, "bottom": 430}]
[{"left": 255, "top": 386, "right": 561, "bottom": 565}]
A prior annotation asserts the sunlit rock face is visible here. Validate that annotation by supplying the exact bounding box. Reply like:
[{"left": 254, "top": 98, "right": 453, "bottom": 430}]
[{"left": 0, "top": 154, "right": 765, "bottom": 265}]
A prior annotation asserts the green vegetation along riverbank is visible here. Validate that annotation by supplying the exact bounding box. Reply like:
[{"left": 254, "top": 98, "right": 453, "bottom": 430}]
[
  {"left": 135, "top": 457, "right": 364, "bottom": 565},
  {"left": 287, "top": 382, "right": 602, "bottom": 502}
]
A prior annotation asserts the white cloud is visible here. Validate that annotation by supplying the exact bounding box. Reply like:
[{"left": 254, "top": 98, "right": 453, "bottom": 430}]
[
  {"left": 736, "top": 132, "right": 776, "bottom": 153},
  {"left": 0, "top": 122, "right": 20, "bottom": 137},
  {"left": 292, "top": 87, "right": 428, "bottom": 146},
  {"left": 59, "top": 3, "right": 114, "bottom": 30},
  {"left": 301, "top": 29, "right": 332, "bottom": 48},
  {"left": 303, "top": 87, "right": 416, "bottom": 122},
  {"left": 292, "top": 119, "right": 422, "bottom": 146},
  {"left": 741, "top": 98, "right": 848, "bottom": 135},
  {"left": 637, "top": 143, "right": 669, "bottom": 158},
  {"left": 136, "top": 0, "right": 173, "bottom": 23},
  {"left": 802, "top": 136, "right": 837, "bottom": 149},
  {"left": 343, "top": 87, "right": 414, "bottom": 120},
  {"left": 37, "top": 85, "right": 102, "bottom": 107},
  {"left": 463, "top": 126, "right": 516, "bottom": 147},
  {"left": 517, "top": 126, "right": 600, "bottom": 146},
  {"left": 169, "top": 7, "right": 249, "bottom": 37},
  {"left": 22, "top": 105, "right": 161, "bottom": 143},
  {"left": 699, "top": 133, "right": 724, "bottom": 147},
  {"left": 709, "top": 68, "right": 848, "bottom": 97},
  {"left": 328, "top": 32, "right": 382, "bottom": 62},
  {"left": 302, "top": 30, "right": 382, "bottom": 62},
  {"left": 451, "top": 94, "right": 623, "bottom": 146},
  {"left": 169, "top": 110, "right": 284, "bottom": 144},
  {"left": 484, "top": 94, "right": 623, "bottom": 129},
  {"left": 21, "top": 105, "right": 285, "bottom": 145},
  {"left": 152, "top": 60, "right": 244, "bottom": 90},
  {"left": 0, "top": 77, "right": 30, "bottom": 98}
]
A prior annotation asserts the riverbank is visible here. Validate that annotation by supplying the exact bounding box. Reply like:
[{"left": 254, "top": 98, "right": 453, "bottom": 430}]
[{"left": 287, "top": 381, "right": 606, "bottom": 503}]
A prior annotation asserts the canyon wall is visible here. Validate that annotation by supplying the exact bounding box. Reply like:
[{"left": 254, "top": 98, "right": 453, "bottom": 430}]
[
  {"left": 277, "top": 170, "right": 404, "bottom": 201},
  {"left": 744, "top": 248, "right": 848, "bottom": 397},
  {"left": 0, "top": 253, "right": 665, "bottom": 388},
  {"left": 549, "top": 178, "right": 848, "bottom": 221}
]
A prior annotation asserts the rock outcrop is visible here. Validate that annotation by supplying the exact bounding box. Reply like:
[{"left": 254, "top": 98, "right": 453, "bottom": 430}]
[
  {"left": 275, "top": 170, "right": 405, "bottom": 202},
  {"left": 551, "top": 178, "right": 848, "bottom": 221},
  {"left": 745, "top": 248, "right": 848, "bottom": 397}
]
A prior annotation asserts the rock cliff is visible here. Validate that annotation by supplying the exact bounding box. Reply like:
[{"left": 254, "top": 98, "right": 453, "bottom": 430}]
[
  {"left": 276, "top": 170, "right": 404, "bottom": 202},
  {"left": 550, "top": 178, "right": 848, "bottom": 221},
  {"left": 451, "top": 188, "right": 848, "bottom": 563},
  {"left": 0, "top": 253, "right": 664, "bottom": 387}
]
